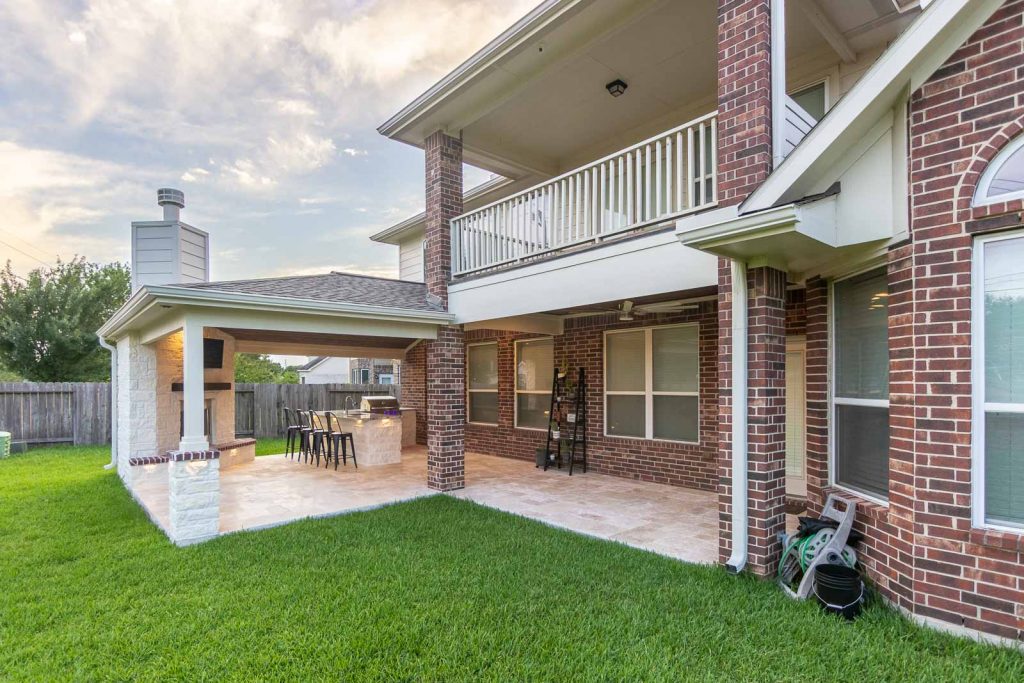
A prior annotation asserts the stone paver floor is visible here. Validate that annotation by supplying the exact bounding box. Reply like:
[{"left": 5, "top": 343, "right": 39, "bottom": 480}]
[{"left": 135, "top": 447, "right": 730, "bottom": 563}]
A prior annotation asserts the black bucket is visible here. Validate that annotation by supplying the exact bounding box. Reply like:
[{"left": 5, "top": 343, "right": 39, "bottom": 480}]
[{"left": 813, "top": 564, "right": 864, "bottom": 620}]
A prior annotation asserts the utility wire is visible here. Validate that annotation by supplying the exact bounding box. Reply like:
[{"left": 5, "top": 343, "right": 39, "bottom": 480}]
[
  {"left": 0, "top": 228, "right": 54, "bottom": 264},
  {"left": 0, "top": 238, "right": 53, "bottom": 269}
]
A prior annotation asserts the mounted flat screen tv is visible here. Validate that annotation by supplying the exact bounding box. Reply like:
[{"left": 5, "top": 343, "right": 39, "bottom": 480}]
[{"left": 203, "top": 338, "right": 224, "bottom": 369}]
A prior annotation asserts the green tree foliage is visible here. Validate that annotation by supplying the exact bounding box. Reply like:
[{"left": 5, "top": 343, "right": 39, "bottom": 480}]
[
  {"left": 0, "top": 258, "right": 131, "bottom": 381},
  {"left": 234, "top": 354, "right": 299, "bottom": 384}
]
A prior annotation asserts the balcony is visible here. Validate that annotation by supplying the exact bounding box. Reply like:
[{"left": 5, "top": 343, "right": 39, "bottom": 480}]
[{"left": 451, "top": 112, "right": 718, "bottom": 277}]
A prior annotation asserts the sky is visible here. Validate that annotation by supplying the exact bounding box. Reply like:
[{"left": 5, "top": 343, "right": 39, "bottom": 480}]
[{"left": 0, "top": 0, "right": 539, "bottom": 282}]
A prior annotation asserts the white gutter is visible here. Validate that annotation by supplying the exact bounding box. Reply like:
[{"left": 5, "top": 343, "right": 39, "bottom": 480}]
[
  {"left": 726, "top": 259, "right": 749, "bottom": 573},
  {"left": 97, "top": 336, "right": 117, "bottom": 470}
]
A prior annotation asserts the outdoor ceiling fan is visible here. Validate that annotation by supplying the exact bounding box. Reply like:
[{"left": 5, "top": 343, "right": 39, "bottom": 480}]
[{"left": 616, "top": 299, "right": 699, "bottom": 321}]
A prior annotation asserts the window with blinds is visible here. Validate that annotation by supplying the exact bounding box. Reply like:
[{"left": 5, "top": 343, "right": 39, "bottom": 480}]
[
  {"left": 467, "top": 342, "right": 498, "bottom": 425},
  {"left": 605, "top": 324, "right": 699, "bottom": 442},
  {"left": 832, "top": 268, "right": 890, "bottom": 500},
  {"left": 515, "top": 338, "right": 553, "bottom": 429},
  {"left": 974, "top": 234, "right": 1024, "bottom": 529}
]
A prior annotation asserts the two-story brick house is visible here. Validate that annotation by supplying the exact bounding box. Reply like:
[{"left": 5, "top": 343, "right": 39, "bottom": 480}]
[{"left": 100, "top": 0, "right": 1024, "bottom": 645}]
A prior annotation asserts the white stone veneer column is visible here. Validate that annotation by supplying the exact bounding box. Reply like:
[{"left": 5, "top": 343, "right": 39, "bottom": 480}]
[{"left": 168, "top": 453, "right": 220, "bottom": 545}]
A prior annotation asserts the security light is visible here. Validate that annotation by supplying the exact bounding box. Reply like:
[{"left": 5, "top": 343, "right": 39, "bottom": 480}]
[{"left": 606, "top": 79, "right": 628, "bottom": 98}]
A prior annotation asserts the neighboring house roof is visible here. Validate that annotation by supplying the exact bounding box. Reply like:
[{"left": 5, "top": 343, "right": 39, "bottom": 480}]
[
  {"left": 297, "top": 356, "right": 329, "bottom": 372},
  {"left": 178, "top": 271, "right": 445, "bottom": 313}
]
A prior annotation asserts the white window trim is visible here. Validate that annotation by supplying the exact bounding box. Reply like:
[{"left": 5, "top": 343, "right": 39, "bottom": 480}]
[
  {"left": 466, "top": 341, "right": 499, "bottom": 426},
  {"left": 974, "top": 134, "right": 1024, "bottom": 208},
  {"left": 788, "top": 77, "right": 831, "bottom": 119},
  {"left": 514, "top": 337, "right": 553, "bottom": 431},
  {"left": 971, "top": 230, "right": 1024, "bottom": 532},
  {"left": 827, "top": 270, "right": 891, "bottom": 507},
  {"left": 603, "top": 323, "right": 700, "bottom": 444}
]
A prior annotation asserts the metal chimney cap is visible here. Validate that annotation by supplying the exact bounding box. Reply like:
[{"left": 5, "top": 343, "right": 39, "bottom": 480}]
[{"left": 157, "top": 188, "right": 185, "bottom": 209}]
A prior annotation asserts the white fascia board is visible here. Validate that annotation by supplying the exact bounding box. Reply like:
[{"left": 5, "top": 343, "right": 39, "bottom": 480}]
[
  {"left": 463, "top": 314, "right": 565, "bottom": 336},
  {"left": 377, "top": 0, "right": 586, "bottom": 141},
  {"left": 743, "top": 0, "right": 1002, "bottom": 212},
  {"left": 448, "top": 230, "right": 718, "bottom": 323},
  {"left": 98, "top": 285, "right": 453, "bottom": 341},
  {"left": 678, "top": 198, "right": 838, "bottom": 250}
]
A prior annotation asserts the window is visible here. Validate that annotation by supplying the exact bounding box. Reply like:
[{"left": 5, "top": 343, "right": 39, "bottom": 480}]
[
  {"left": 357, "top": 368, "right": 370, "bottom": 384},
  {"left": 790, "top": 82, "right": 827, "bottom": 122},
  {"left": 975, "top": 135, "right": 1024, "bottom": 206},
  {"left": 378, "top": 374, "right": 394, "bottom": 385},
  {"left": 831, "top": 268, "right": 890, "bottom": 500},
  {"left": 467, "top": 343, "right": 498, "bottom": 425},
  {"left": 515, "top": 338, "right": 553, "bottom": 429},
  {"left": 605, "top": 324, "right": 699, "bottom": 442},
  {"left": 973, "top": 233, "right": 1024, "bottom": 530}
]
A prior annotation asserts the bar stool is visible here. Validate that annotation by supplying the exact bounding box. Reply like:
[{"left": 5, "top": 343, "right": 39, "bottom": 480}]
[
  {"left": 283, "top": 407, "right": 302, "bottom": 459},
  {"left": 308, "top": 410, "right": 329, "bottom": 466},
  {"left": 324, "top": 412, "right": 357, "bottom": 469},
  {"left": 296, "top": 410, "right": 314, "bottom": 462}
]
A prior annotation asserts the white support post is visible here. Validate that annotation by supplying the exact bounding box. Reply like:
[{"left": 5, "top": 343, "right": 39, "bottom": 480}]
[{"left": 179, "top": 317, "right": 209, "bottom": 452}]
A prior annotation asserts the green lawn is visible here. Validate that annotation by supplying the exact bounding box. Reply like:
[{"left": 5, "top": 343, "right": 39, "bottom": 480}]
[
  {"left": 1, "top": 447, "right": 1021, "bottom": 681},
  {"left": 253, "top": 437, "right": 289, "bottom": 457}
]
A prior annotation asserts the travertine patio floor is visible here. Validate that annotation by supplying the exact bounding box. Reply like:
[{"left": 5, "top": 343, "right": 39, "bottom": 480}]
[{"left": 134, "top": 446, "right": 720, "bottom": 563}]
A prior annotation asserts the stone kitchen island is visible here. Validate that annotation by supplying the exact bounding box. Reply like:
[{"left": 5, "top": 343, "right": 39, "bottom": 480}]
[{"left": 324, "top": 412, "right": 403, "bottom": 466}]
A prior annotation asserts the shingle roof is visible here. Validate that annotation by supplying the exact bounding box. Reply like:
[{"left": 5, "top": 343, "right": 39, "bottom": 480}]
[
  {"left": 296, "top": 356, "right": 328, "bottom": 371},
  {"left": 176, "top": 271, "right": 443, "bottom": 313}
]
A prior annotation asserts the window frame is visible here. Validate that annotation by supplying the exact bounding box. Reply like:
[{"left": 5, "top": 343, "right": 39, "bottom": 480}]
[
  {"left": 466, "top": 341, "right": 499, "bottom": 426},
  {"left": 971, "top": 229, "right": 1024, "bottom": 532},
  {"left": 788, "top": 78, "right": 830, "bottom": 122},
  {"left": 603, "top": 323, "right": 700, "bottom": 444},
  {"left": 514, "top": 337, "right": 554, "bottom": 431},
  {"left": 974, "top": 135, "right": 1024, "bottom": 208},
  {"left": 827, "top": 265, "right": 891, "bottom": 506}
]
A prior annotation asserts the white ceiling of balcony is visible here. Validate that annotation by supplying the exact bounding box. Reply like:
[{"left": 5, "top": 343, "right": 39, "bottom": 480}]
[{"left": 384, "top": 0, "right": 919, "bottom": 181}]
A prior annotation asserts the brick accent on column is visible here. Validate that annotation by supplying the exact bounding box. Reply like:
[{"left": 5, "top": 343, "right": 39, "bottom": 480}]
[
  {"left": 424, "top": 130, "right": 465, "bottom": 491},
  {"left": 716, "top": 0, "right": 773, "bottom": 206},
  {"left": 745, "top": 265, "right": 787, "bottom": 576},
  {"left": 717, "top": 258, "right": 735, "bottom": 564},
  {"left": 401, "top": 342, "right": 427, "bottom": 445},
  {"left": 803, "top": 277, "right": 828, "bottom": 508}
]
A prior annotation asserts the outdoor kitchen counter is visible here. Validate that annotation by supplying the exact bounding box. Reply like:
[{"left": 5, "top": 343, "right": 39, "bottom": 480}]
[{"left": 321, "top": 412, "right": 403, "bottom": 466}]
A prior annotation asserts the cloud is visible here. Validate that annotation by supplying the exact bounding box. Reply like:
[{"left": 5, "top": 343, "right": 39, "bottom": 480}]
[{"left": 342, "top": 148, "right": 368, "bottom": 157}]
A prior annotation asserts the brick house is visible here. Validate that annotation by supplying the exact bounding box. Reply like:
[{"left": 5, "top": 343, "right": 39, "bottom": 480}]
[
  {"left": 370, "top": 0, "right": 1024, "bottom": 645},
  {"left": 99, "top": 0, "right": 1024, "bottom": 646}
]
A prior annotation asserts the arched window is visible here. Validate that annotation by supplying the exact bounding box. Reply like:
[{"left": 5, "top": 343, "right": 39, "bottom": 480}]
[{"left": 975, "top": 135, "right": 1024, "bottom": 206}]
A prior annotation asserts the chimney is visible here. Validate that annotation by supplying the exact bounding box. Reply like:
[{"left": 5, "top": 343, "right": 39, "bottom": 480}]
[
  {"left": 131, "top": 188, "right": 210, "bottom": 292},
  {"left": 157, "top": 187, "right": 185, "bottom": 221}
]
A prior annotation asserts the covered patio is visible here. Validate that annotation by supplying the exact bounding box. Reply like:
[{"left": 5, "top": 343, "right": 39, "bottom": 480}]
[{"left": 133, "top": 446, "right": 719, "bottom": 564}]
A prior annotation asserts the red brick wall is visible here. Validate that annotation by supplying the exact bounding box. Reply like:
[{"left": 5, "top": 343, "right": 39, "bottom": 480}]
[
  {"left": 464, "top": 301, "right": 720, "bottom": 491},
  {"left": 804, "top": 3, "right": 1024, "bottom": 643},
  {"left": 424, "top": 130, "right": 465, "bottom": 491},
  {"left": 716, "top": 0, "right": 773, "bottom": 206},
  {"left": 401, "top": 343, "right": 426, "bottom": 445},
  {"left": 903, "top": 1, "right": 1024, "bottom": 641},
  {"left": 745, "top": 266, "right": 788, "bottom": 576}
]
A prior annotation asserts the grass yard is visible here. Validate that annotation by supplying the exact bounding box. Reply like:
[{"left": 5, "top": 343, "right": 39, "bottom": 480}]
[
  {"left": 254, "top": 437, "right": 289, "bottom": 457},
  {"left": 1, "top": 446, "right": 1022, "bottom": 681}
]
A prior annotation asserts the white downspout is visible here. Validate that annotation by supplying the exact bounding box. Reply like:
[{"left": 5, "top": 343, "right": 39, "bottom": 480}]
[
  {"left": 98, "top": 336, "right": 117, "bottom": 470},
  {"left": 726, "top": 259, "right": 748, "bottom": 573}
]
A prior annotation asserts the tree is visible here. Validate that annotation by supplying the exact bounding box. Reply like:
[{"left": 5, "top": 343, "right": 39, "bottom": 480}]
[
  {"left": 0, "top": 258, "right": 131, "bottom": 382},
  {"left": 234, "top": 354, "right": 299, "bottom": 384}
]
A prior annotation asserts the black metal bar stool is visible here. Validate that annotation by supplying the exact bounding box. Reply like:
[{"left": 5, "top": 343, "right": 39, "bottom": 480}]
[
  {"left": 308, "top": 410, "right": 330, "bottom": 466},
  {"left": 324, "top": 412, "right": 357, "bottom": 469},
  {"left": 283, "top": 407, "right": 302, "bottom": 459}
]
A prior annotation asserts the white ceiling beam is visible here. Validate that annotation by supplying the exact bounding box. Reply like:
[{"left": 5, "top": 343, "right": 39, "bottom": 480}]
[{"left": 796, "top": 0, "right": 857, "bottom": 63}]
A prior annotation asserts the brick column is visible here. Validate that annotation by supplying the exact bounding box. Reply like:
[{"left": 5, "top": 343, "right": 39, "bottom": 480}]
[
  {"left": 424, "top": 130, "right": 465, "bottom": 491},
  {"left": 716, "top": 258, "right": 736, "bottom": 564},
  {"left": 803, "top": 276, "right": 829, "bottom": 508},
  {"left": 716, "top": 0, "right": 773, "bottom": 207},
  {"left": 745, "top": 265, "right": 787, "bottom": 576}
]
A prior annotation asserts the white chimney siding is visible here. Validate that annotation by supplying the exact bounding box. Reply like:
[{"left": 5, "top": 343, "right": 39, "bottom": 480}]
[{"left": 131, "top": 189, "right": 210, "bottom": 292}]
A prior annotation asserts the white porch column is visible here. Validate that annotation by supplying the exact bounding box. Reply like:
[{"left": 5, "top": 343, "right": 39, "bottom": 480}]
[{"left": 179, "top": 316, "right": 209, "bottom": 452}]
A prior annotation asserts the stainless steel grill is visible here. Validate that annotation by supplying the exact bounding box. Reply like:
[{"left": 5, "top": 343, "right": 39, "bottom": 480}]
[{"left": 361, "top": 395, "right": 400, "bottom": 414}]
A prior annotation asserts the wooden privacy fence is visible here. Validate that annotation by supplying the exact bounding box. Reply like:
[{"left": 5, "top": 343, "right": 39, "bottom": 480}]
[
  {"left": 0, "top": 382, "right": 111, "bottom": 445},
  {"left": 234, "top": 383, "right": 400, "bottom": 439},
  {"left": 0, "top": 382, "right": 400, "bottom": 445}
]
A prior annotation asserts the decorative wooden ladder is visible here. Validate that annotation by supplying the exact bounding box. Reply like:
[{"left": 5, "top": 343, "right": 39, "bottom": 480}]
[{"left": 543, "top": 367, "right": 588, "bottom": 474}]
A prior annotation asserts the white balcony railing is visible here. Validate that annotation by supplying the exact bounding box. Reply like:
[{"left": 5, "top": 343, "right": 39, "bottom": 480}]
[{"left": 451, "top": 112, "right": 718, "bottom": 276}]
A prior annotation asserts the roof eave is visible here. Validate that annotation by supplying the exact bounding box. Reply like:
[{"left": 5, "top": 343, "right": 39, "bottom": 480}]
[
  {"left": 98, "top": 285, "right": 454, "bottom": 341},
  {"left": 376, "top": 0, "right": 584, "bottom": 143}
]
